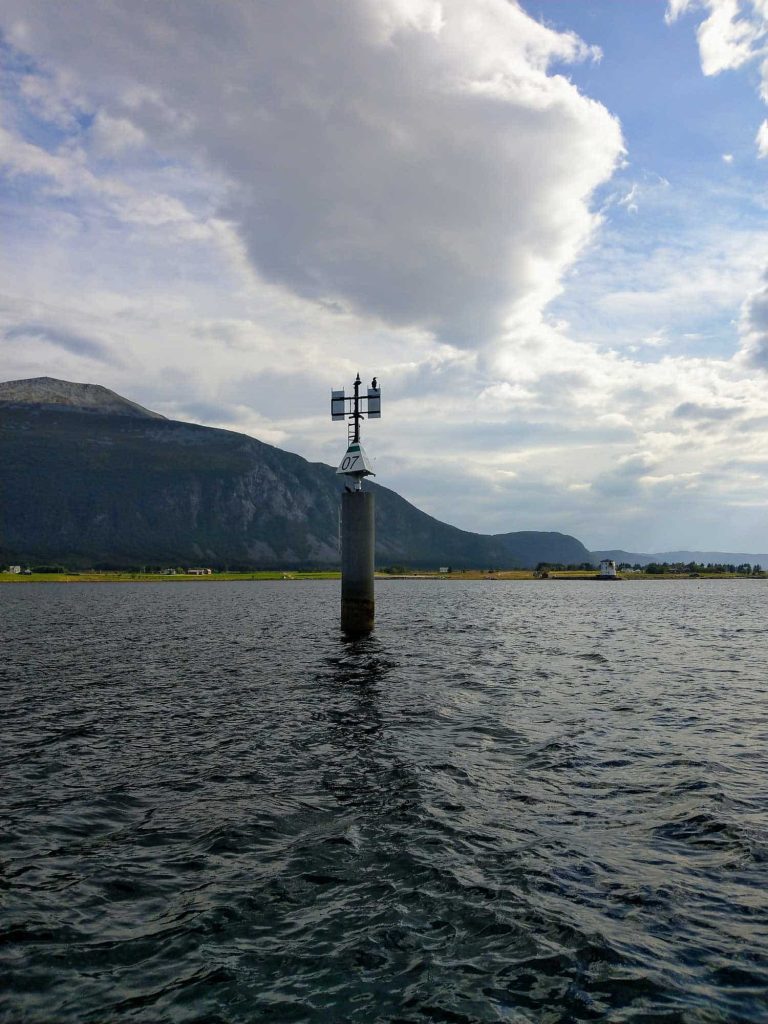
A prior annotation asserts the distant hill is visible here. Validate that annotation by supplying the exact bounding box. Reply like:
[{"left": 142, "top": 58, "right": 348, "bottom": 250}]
[
  {"left": 0, "top": 377, "right": 592, "bottom": 569},
  {"left": 593, "top": 549, "right": 768, "bottom": 567}
]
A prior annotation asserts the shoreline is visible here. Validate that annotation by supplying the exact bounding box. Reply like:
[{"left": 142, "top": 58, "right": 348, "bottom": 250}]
[{"left": 2, "top": 571, "right": 766, "bottom": 585}]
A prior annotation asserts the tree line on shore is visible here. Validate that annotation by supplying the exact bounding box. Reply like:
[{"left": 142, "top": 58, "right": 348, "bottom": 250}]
[
  {"left": 534, "top": 561, "right": 767, "bottom": 576},
  {"left": 634, "top": 561, "right": 765, "bottom": 575}
]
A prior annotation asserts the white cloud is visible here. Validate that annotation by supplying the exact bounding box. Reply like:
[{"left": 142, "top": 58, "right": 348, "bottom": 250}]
[
  {"left": 666, "top": 0, "right": 695, "bottom": 24},
  {"left": 740, "top": 271, "right": 768, "bottom": 364},
  {"left": 618, "top": 183, "right": 640, "bottom": 213},
  {"left": 90, "top": 111, "right": 146, "bottom": 157},
  {"left": 757, "top": 118, "right": 768, "bottom": 154},
  {"left": 17, "top": 71, "right": 83, "bottom": 129},
  {"left": 666, "top": 0, "right": 765, "bottom": 70},
  {"left": 667, "top": 0, "right": 768, "bottom": 153},
  {"left": 2, "top": 1, "right": 768, "bottom": 551},
  {"left": 0, "top": 0, "right": 623, "bottom": 347},
  {"left": 696, "top": 0, "right": 763, "bottom": 75}
]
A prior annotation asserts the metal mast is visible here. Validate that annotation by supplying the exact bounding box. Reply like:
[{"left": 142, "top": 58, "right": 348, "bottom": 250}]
[{"left": 331, "top": 374, "right": 381, "bottom": 633}]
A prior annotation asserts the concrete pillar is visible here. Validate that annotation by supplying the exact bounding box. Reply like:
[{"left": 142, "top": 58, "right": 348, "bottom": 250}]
[{"left": 341, "top": 489, "right": 375, "bottom": 634}]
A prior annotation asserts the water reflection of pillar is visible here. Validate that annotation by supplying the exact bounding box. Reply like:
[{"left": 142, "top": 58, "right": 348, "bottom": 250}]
[{"left": 319, "top": 638, "right": 402, "bottom": 809}]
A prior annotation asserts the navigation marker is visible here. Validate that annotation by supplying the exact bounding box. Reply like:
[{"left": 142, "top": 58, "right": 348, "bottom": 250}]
[{"left": 331, "top": 373, "right": 381, "bottom": 634}]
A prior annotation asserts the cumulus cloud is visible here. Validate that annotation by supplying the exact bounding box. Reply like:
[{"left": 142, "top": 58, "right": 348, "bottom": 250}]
[
  {"left": 0, "top": 0, "right": 622, "bottom": 346},
  {"left": 666, "top": 0, "right": 765, "bottom": 71},
  {"left": 665, "top": 0, "right": 695, "bottom": 23},
  {"left": 0, "top": 123, "right": 215, "bottom": 233},
  {"left": 667, "top": 1, "right": 768, "bottom": 149},
  {"left": 698, "top": 0, "right": 761, "bottom": 74},
  {"left": 741, "top": 271, "right": 768, "bottom": 365}
]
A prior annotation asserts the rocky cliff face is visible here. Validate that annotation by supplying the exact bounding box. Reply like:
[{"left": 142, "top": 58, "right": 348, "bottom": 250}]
[{"left": 0, "top": 379, "right": 593, "bottom": 568}]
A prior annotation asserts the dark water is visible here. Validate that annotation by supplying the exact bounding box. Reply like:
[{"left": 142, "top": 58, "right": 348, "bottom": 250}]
[{"left": 3, "top": 580, "right": 768, "bottom": 1023}]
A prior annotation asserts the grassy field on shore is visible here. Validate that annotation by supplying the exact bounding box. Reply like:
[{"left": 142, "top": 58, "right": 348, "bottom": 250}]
[
  {"left": 0, "top": 570, "right": 339, "bottom": 583},
  {"left": 2, "top": 569, "right": 765, "bottom": 583}
]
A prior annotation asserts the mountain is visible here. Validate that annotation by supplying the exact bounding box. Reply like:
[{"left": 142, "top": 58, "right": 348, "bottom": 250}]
[
  {"left": 0, "top": 377, "right": 592, "bottom": 569},
  {"left": 592, "top": 549, "right": 768, "bottom": 567},
  {"left": 0, "top": 376, "right": 164, "bottom": 419}
]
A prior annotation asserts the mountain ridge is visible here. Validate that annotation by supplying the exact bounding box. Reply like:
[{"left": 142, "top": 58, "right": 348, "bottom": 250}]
[
  {"left": 0, "top": 376, "right": 164, "bottom": 419},
  {"left": 0, "top": 377, "right": 591, "bottom": 569}
]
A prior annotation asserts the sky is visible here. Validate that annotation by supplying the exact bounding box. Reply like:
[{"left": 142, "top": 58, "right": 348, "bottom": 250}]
[{"left": 1, "top": 0, "right": 768, "bottom": 553}]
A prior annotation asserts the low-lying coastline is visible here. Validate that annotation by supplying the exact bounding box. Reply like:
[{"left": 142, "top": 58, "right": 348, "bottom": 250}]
[{"left": 2, "top": 569, "right": 766, "bottom": 584}]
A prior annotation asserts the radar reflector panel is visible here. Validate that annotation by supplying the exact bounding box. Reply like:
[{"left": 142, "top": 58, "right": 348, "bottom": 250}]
[
  {"left": 331, "top": 390, "right": 346, "bottom": 421},
  {"left": 367, "top": 387, "right": 381, "bottom": 418}
]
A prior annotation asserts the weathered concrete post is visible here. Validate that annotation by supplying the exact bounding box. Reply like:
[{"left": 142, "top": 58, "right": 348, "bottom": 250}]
[
  {"left": 341, "top": 489, "right": 375, "bottom": 633},
  {"left": 331, "top": 372, "right": 381, "bottom": 635}
]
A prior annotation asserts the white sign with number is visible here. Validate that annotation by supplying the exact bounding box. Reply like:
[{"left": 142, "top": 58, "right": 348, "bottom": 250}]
[{"left": 336, "top": 442, "right": 375, "bottom": 477}]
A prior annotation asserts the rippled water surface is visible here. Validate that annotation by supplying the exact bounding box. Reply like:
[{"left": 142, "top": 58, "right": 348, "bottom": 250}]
[{"left": 3, "top": 579, "right": 768, "bottom": 1023}]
